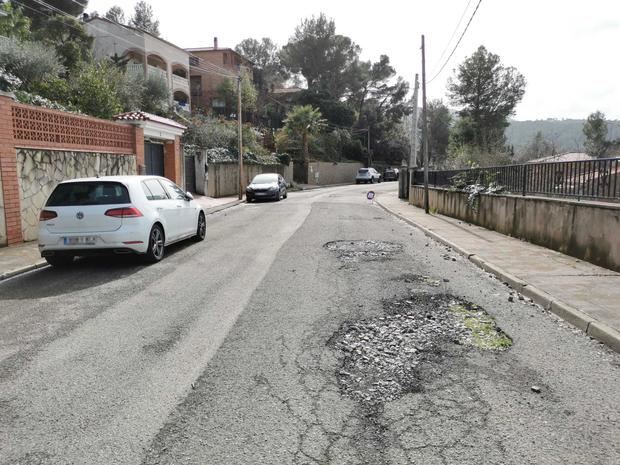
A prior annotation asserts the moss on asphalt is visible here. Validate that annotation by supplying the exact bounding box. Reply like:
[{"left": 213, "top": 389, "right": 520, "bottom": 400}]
[{"left": 449, "top": 303, "right": 513, "bottom": 350}]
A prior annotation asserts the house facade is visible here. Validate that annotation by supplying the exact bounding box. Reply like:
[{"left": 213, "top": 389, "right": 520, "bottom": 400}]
[
  {"left": 84, "top": 17, "right": 191, "bottom": 111},
  {"left": 186, "top": 38, "right": 254, "bottom": 114}
]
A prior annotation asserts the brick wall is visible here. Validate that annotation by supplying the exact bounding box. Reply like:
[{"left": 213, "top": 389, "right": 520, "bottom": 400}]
[
  {"left": 0, "top": 95, "right": 140, "bottom": 246},
  {"left": 0, "top": 96, "right": 21, "bottom": 244},
  {"left": 0, "top": 96, "right": 187, "bottom": 246}
]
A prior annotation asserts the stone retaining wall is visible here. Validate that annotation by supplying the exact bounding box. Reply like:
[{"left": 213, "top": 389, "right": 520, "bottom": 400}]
[{"left": 17, "top": 149, "right": 136, "bottom": 241}]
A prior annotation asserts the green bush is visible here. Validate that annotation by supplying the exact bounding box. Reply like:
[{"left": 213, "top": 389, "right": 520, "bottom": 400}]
[
  {"left": 183, "top": 116, "right": 238, "bottom": 150},
  {"left": 30, "top": 75, "right": 71, "bottom": 103},
  {"left": 0, "top": 37, "right": 64, "bottom": 90},
  {"left": 69, "top": 61, "right": 123, "bottom": 119},
  {"left": 277, "top": 153, "right": 291, "bottom": 165},
  {"left": 116, "top": 72, "right": 145, "bottom": 112},
  {"left": 141, "top": 73, "right": 170, "bottom": 115}
]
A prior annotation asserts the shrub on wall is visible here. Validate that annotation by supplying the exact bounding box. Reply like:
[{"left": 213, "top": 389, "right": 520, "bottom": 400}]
[
  {"left": 69, "top": 61, "right": 123, "bottom": 119},
  {"left": 0, "top": 37, "right": 64, "bottom": 90}
]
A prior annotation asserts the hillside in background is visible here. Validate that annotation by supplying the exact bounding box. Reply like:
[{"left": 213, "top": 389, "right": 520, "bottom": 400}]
[{"left": 506, "top": 119, "right": 620, "bottom": 154}]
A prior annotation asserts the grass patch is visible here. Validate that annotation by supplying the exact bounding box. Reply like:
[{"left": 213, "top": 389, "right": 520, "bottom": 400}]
[{"left": 449, "top": 303, "right": 512, "bottom": 350}]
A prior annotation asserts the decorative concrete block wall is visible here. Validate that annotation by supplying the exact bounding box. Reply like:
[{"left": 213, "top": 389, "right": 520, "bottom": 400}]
[{"left": 17, "top": 149, "right": 136, "bottom": 241}]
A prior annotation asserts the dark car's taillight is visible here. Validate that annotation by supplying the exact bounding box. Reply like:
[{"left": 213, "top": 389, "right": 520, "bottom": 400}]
[
  {"left": 39, "top": 210, "right": 57, "bottom": 221},
  {"left": 104, "top": 207, "right": 143, "bottom": 218}
]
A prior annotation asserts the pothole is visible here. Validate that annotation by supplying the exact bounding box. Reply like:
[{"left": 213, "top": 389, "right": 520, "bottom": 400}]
[
  {"left": 393, "top": 273, "right": 441, "bottom": 287},
  {"left": 324, "top": 240, "right": 402, "bottom": 263},
  {"left": 331, "top": 293, "right": 511, "bottom": 405}
]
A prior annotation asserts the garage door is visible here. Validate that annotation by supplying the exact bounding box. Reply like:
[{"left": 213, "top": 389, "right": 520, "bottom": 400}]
[{"left": 145, "top": 143, "right": 164, "bottom": 176}]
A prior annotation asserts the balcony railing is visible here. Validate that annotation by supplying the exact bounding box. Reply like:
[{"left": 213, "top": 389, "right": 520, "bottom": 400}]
[
  {"left": 147, "top": 65, "right": 167, "bottom": 82},
  {"left": 126, "top": 62, "right": 144, "bottom": 77},
  {"left": 172, "top": 73, "right": 189, "bottom": 91}
]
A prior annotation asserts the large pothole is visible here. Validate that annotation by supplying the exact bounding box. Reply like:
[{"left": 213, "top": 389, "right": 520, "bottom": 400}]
[
  {"left": 324, "top": 240, "right": 403, "bottom": 263},
  {"left": 332, "top": 293, "right": 511, "bottom": 405}
]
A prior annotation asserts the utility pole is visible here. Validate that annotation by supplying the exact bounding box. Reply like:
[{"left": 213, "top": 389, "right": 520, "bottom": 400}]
[
  {"left": 408, "top": 74, "right": 420, "bottom": 189},
  {"left": 367, "top": 127, "right": 371, "bottom": 167},
  {"left": 237, "top": 76, "right": 243, "bottom": 200},
  {"left": 421, "top": 35, "right": 429, "bottom": 214}
]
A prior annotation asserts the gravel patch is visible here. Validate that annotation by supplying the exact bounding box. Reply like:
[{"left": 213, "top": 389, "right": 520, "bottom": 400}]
[
  {"left": 324, "top": 240, "right": 403, "bottom": 263},
  {"left": 393, "top": 273, "right": 441, "bottom": 287},
  {"left": 332, "top": 293, "right": 511, "bottom": 405}
]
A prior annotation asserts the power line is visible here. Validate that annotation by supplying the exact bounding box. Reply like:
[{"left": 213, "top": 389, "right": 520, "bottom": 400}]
[
  {"left": 431, "top": 0, "right": 473, "bottom": 72},
  {"left": 427, "top": 0, "right": 483, "bottom": 84},
  {"left": 14, "top": 0, "right": 237, "bottom": 82}
]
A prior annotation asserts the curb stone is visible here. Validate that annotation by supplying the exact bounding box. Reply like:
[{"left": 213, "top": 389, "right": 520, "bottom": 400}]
[
  {"left": 205, "top": 200, "right": 244, "bottom": 215},
  {"left": 0, "top": 260, "right": 48, "bottom": 281},
  {"left": 0, "top": 199, "right": 244, "bottom": 282},
  {"left": 587, "top": 321, "right": 620, "bottom": 353},
  {"left": 376, "top": 198, "right": 620, "bottom": 354}
]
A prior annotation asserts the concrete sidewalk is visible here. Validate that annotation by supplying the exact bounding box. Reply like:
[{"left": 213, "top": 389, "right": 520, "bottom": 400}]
[
  {"left": 376, "top": 190, "right": 620, "bottom": 353},
  {"left": 0, "top": 196, "right": 243, "bottom": 281}
]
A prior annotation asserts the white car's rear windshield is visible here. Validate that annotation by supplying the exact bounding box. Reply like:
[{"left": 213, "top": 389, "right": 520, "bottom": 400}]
[
  {"left": 358, "top": 169, "right": 368, "bottom": 174},
  {"left": 47, "top": 182, "right": 130, "bottom": 206}
]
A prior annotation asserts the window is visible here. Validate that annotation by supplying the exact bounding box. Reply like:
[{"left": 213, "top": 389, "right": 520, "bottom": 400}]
[
  {"left": 161, "top": 179, "right": 187, "bottom": 200},
  {"left": 223, "top": 53, "right": 228, "bottom": 65},
  {"left": 190, "top": 76, "right": 202, "bottom": 96},
  {"left": 142, "top": 179, "right": 169, "bottom": 201},
  {"left": 46, "top": 182, "right": 130, "bottom": 206},
  {"left": 252, "top": 174, "right": 278, "bottom": 184}
]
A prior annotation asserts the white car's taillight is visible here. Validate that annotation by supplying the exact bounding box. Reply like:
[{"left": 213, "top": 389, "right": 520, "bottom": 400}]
[
  {"left": 39, "top": 210, "right": 58, "bottom": 221},
  {"left": 104, "top": 207, "right": 143, "bottom": 218}
]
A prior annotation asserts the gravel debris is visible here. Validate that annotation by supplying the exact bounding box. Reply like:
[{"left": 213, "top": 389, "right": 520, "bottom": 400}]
[
  {"left": 324, "top": 240, "right": 403, "bottom": 263},
  {"left": 332, "top": 294, "right": 511, "bottom": 405},
  {"left": 394, "top": 273, "right": 441, "bottom": 287}
]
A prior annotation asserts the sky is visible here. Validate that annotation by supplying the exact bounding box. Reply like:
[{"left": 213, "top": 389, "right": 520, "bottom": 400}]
[{"left": 88, "top": 0, "right": 620, "bottom": 121}]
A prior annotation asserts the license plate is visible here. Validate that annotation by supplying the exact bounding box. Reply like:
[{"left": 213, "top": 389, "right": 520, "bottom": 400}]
[{"left": 63, "top": 236, "right": 96, "bottom": 246}]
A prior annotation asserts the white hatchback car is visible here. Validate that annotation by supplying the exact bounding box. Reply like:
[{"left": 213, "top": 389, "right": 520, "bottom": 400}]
[{"left": 38, "top": 176, "right": 206, "bottom": 266}]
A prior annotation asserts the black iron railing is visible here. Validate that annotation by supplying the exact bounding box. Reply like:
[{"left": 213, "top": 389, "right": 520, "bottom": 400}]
[{"left": 412, "top": 158, "right": 620, "bottom": 202}]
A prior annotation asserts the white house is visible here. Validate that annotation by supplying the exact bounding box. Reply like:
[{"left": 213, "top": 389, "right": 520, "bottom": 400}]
[{"left": 84, "top": 16, "right": 191, "bottom": 111}]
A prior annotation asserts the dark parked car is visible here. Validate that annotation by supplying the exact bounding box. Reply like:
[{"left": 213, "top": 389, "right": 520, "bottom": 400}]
[
  {"left": 383, "top": 167, "right": 399, "bottom": 181},
  {"left": 246, "top": 173, "right": 288, "bottom": 202}
]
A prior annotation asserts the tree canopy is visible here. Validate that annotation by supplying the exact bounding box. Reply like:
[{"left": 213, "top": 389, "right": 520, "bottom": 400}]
[
  {"left": 32, "top": 15, "right": 93, "bottom": 72},
  {"left": 130, "top": 1, "right": 159, "bottom": 36},
  {"left": 427, "top": 99, "right": 452, "bottom": 167},
  {"left": 105, "top": 5, "right": 125, "bottom": 24},
  {"left": 280, "top": 105, "right": 327, "bottom": 166},
  {"left": 235, "top": 38, "right": 288, "bottom": 91},
  {"left": 448, "top": 46, "right": 526, "bottom": 153},
  {"left": 583, "top": 111, "right": 608, "bottom": 158},
  {"left": 0, "top": 2, "right": 32, "bottom": 41},
  {"left": 281, "top": 14, "right": 359, "bottom": 98}
]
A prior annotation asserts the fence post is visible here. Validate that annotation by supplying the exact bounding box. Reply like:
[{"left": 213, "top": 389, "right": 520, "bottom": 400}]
[{"left": 522, "top": 165, "right": 527, "bottom": 197}]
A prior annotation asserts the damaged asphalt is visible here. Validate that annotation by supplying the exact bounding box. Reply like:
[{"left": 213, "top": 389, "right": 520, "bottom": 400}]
[
  {"left": 1, "top": 185, "right": 619, "bottom": 465},
  {"left": 140, "top": 187, "right": 619, "bottom": 465}
]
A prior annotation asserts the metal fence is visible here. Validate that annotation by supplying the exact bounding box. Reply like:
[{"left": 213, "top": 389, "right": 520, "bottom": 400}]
[{"left": 412, "top": 158, "right": 620, "bottom": 202}]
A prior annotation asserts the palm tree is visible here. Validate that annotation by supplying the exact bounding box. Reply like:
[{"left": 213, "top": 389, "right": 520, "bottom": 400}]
[{"left": 282, "top": 105, "right": 326, "bottom": 171}]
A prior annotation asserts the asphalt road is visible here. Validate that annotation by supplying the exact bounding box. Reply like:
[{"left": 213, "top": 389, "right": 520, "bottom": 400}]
[{"left": 1, "top": 183, "right": 618, "bottom": 465}]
